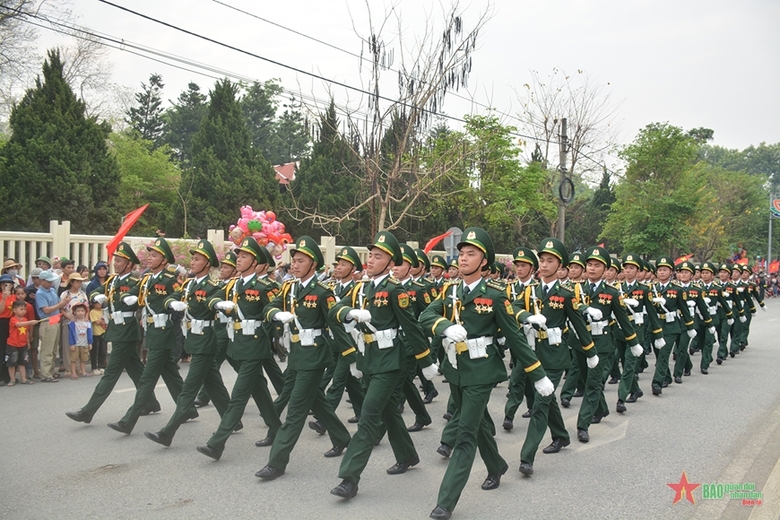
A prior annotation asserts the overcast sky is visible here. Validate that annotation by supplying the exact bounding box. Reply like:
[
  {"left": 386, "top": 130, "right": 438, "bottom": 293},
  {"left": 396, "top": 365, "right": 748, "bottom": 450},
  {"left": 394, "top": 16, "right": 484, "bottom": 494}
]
[{"left": 36, "top": 0, "right": 780, "bottom": 159}]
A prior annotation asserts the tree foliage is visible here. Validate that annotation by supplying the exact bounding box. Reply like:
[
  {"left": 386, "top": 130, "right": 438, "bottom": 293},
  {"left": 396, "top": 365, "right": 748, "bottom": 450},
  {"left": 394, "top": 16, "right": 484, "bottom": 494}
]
[
  {"left": 126, "top": 73, "right": 165, "bottom": 146},
  {"left": 163, "top": 82, "right": 207, "bottom": 164}
]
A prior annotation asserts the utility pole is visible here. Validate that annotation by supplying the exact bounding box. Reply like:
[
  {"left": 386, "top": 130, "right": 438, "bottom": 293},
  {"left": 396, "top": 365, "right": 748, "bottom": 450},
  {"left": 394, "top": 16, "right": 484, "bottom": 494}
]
[
  {"left": 556, "top": 118, "right": 568, "bottom": 241},
  {"left": 768, "top": 191, "right": 774, "bottom": 272}
]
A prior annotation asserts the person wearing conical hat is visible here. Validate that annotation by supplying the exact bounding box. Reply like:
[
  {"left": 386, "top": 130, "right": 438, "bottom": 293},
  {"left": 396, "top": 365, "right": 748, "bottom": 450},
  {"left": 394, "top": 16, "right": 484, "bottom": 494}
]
[
  {"left": 196, "top": 237, "right": 283, "bottom": 461},
  {"left": 649, "top": 256, "right": 696, "bottom": 395},
  {"left": 419, "top": 228, "right": 552, "bottom": 520},
  {"left": 144, "top": 239, "right": 237, "bottom": 448},
  {"left": 738, "top": 265, "right": 766, "bottom": 351},
  {"left": 516, "top": 238, "right": 597, "bottom": 477},
  {"left": 66, "top": 242, "right": 163, "bottom": 424},
  {"left": 105, "top": 237, "right": 192, "bottom": 436},
  {"left": 716, "top": 263, "right": 744, "bottom": 363},
  {"left": 328, "top": 231, "right": 437, "bottom": 501},
  {"left": 673, "top": 261, "right": 715, "bottom": 383},
  {"left": 698, "top": 262, "right": 733, "bottom": 373},
  {"left": 254, "top": 236, "right": 352, "bottom": 481}
]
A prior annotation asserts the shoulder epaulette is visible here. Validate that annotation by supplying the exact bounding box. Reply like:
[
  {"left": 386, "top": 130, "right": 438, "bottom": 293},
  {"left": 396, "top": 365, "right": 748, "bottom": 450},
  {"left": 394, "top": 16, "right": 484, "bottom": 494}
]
[
  {"left": 486, "top": 279, "right": 504, "bottom": 291},
  {"left": 412, "top": 280, "right": 426, "bottom": 288},
  {"left": 128, "top": 276, "right": 139, "bottom": 283},
  {"left": 386, "top": 277, "right": 400, "bottom": 285},
  {"left": 317, "top": 281, "right": 332, "bottom": 291},
  {"left": 162, "top": 272, "right": 174, "bottom": 279},
  {"left": 207, "top": 280, "right": 219, "bottom": 287}
]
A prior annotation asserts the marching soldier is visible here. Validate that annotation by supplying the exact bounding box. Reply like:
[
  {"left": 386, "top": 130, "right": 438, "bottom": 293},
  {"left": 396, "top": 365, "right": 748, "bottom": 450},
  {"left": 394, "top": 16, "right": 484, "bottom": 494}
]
[
  {"left": 145, "top": 240, "right": 235, "bottom": 447},
  {"left": 559, "top": 252, "right": 588, "bottom": 407},
  {"left": 699, "top": 262, "right": 733, "bottom": 373},
  {"left": 419, "top": 227, "right": 553, "bottom": 520},
  {"left": 718, "top": 264, "right": 745, "bottom": 361},
  {"left": 516, "top": 238, "right": 596, "bottom": 476},
  {"left": 196, "top": 237, "right": 282, "bottom": 460},
  {"left": 329, "top": 231, "right": 437, "bottom": 500},
  {"left": 447, "top": 258, "right": 460, "bottom": 281},
  {"left": 739, "top": 265, "right": 766, "bottom": 350},
  {"left": 106, "top": 238, "right": 191, "bottom": 435},
  {"left": 674, "top": 261, "right": 715, "bottom": 381},
  {"left": 66, "top": 242, "right": 161, "bottom": 424},
  {"left": 255, "top": 236, "right": 351, "bottom": 481},
  {"left": 413, "top": 248, "right": 439, "bottom": 404}
]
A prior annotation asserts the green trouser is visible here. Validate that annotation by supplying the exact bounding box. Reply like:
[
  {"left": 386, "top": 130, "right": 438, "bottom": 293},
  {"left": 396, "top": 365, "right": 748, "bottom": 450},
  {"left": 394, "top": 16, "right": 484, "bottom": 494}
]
[
  {"left": 262, "top": 356, "right": 285, "bottom": 395},
  {"left": 652, "top": 332, "right": 680, "bottom": 388},
  {"left": 393, "top": 355, "right": 431, "bottom": 425},
  {"left": 417, "top": 365, "right": 436, "bottom": 395},
  {"left": 207, "top": 357, "right": 281, "bottom": 451},
  {"left": 740, "top": 312, "right": 753, "bottom": 346},
  {"left": 273, "top": 368, "right": 296, "bottom": 416},
  {"left": 437, "top": 383, "right": 506, "bottom": 512},
  {"left": 600, "top": 348, "right": 616, "bottom": 385},
  {"left": 441, "top": 398, "right": 497, "bottom": 448},
  {"left": 160, "top": 351, "right": 231, "bottom": 438},
  {"left": 196, "top": 331, "right": 238, "bottom": 403},
  {"left": 268, "top": 368, "right": 351, "bottom": 470},
  {"left": 617, "top": 339, "right": 641, "bottom": 402},
  {"left": 717, "top": 318, "right": 731, "bottom": 360},
  {"left": 81, "top": 340, "right": 160, "bottom": 416},
  {"left": 504, "top": 362, "right": 534, "bottom": 419},
  {"left": 520, "top": 369, "right": 566, "bottom": 465},
  {"left": 673, "top": 332, "right": 692, "bottom": 378},
  {"left": 560, "top": 349, "right": 587, "bottom": 401},
  {"left": 119, "top": 348, "right": 185, "bottom": 432},
  {"left": 319, "top": 350, "right": 339, "bottom": 390},
  {"left": 324, "top": 356, "right": 364, "bottom": 418},
  {"left": 609, "top": 342, "right": 624, "bottom": 381},
  {"left": 700, "top": 319, "right": 718, "bottom": 370},
  {"left": 338, "top": 370, "right": 416, "bottom": 484},
  {"left": 729, "top": 319, "right": 742, "bottom": 354},
  {"left": 576, "top": 354, "right": 610, "bottom": 431}
]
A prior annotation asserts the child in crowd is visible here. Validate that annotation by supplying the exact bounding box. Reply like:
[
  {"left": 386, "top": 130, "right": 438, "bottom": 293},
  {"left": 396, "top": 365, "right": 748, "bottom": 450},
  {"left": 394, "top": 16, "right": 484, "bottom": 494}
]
[
  {"left": 14, "top": 286, "right": 35, "bottom": 378},
  {"left": 7, "top": 300, "right": 36, "bottom": 385},
  {"left": 67, "top": 303, "right": 92, "bottom": 379},
  {"left": 89, "top": 300, "right": 107, "bottom": 375}
]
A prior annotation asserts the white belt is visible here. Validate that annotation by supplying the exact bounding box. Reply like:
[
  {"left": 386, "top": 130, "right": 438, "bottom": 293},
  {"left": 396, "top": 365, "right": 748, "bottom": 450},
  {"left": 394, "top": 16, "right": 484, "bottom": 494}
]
[
  {"left": 590, "top": 319, "right": 609, "bottom": 335},
  {"left": 294, "top": 328, "right": 323, "bottom": 347},
  {"left": 218, "top": 313, "right": 231, "bottom": 324},
  {"left": 365, "top": 328, "right": 397, "bottom": 349},
  {"left": 465, "top": 336, "right": 492, "bottom": 359}
]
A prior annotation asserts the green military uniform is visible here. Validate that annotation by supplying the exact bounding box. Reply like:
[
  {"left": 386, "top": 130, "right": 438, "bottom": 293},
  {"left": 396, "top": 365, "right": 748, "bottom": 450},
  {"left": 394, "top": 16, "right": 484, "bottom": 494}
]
[
  {"left": 650, "top": 256, "right": 695, "bottom": 394},
  {"left": 560, "top": 252, "right": 588, "bottom": 404},
  {"left": 674, "top": 261, "right": 713, "bottom": 380},
  {"left": 68, "top": 242, "right": 160, "bottom": 422},
  {"left": 200, "top": 238, "right": 282, "bottom": 458},
  {"left": 413, "top": 248, "right": 439, "bottom": 402},
  {"left": 698, "top": 262, "right": 733, "bottom": 371},
  {"left": 257, "top": 236, "right": 351, "bottom": 478},
  {"left": 330, "top": 231, "right": 434, "bottom": 494},
  {"left": 110, "top": 238, "right": 188, "bottom": 434},
  {"left": 728, "top": 265, "right": 746, "bottom": 355},
  {"left": 150, "top": 241, "right": 232, "bottom": 444},
  {"left": 716, "top": 264, "right": 744, "bottom": 362},
  {"left": 738, "top": 266, "right": 765, "bottom": 349},
  {"left": 419, "top": 228, "right": 547, "bottom": 517},
  {"left": 576, "top": 246, "right": 638, "bottom": 438},
  {"left": 517, "top": 239, "right": 595, "bottom": 470},
  {"left": 617, "top": 254, "right": 663, "bottom": 406}
]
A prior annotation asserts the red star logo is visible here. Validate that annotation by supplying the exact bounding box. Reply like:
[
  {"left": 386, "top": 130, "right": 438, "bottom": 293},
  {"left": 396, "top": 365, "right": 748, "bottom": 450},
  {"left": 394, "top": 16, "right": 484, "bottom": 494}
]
[{"left": 667, "top": 471, "right": 700, "bottom": 504}]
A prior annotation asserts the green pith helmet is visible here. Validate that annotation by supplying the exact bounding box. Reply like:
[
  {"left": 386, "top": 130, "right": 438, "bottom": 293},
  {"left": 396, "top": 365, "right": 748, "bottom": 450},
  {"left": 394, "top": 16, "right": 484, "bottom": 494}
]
[
  {"left": 622, "top": 253, "right": 641, "bottom": 269},
  {"left": 611, "top": 260, "right": 622, "bottom": 274},
  {"left": 236, "top": 236, "right": 265, "bottom": 262},
  {"left": 368, "top": 231, "right": 402, "bottom": 264},
  {"left": 731, "top": 263, "right": 743, "bottom": 273},
  {"left": 700, "top": 261, "right": 717, "bottom": 274},
  {"left": 585, "top": 245, "right": 611, "bottom": 269},
  {"left": 569, "top": 252, "right": 585, "bottom": 269},
  {"left": 335, "top": 246, "right": 362, "bottom": 269},
  {"left": 414, "top": 248, "right": 431, "bottom": 270},
  {"left": 114, "top": 242, "right": 140, "bottom": 264},
  {"left": 512, "top": 246, "right": 539, "bottom": 270},
  {"left": 399, "top": 244, "right": 419, "bottom": 268},
  {"left": 290, "top": 235, "right": 324, "bottom": 269},
  {"left": 430, "top": 255, "right": 447, "bottom": 269},
  {"left": 537, "top": 237, "right": 569, "bottom": 266},
  {"left": 677, "top": 260, "right": 695, "bottom": 273},
  {"left": 458, "top": 227, "right": 495, "bottom": 266},
  {"left": 190, "top": 239, "right": 219, "bottom": 268},
  {"left": 448, "top": 258, "right": 459, "bottom": 269},
  {"left": 221, "top": 251, "right": 237, "bottom": 268},
  {"left": 147, "top": 237, "right": 175, "bottom": 263},
  {"left": 656, "top": 256, "right": 674, "bottom": 270}
]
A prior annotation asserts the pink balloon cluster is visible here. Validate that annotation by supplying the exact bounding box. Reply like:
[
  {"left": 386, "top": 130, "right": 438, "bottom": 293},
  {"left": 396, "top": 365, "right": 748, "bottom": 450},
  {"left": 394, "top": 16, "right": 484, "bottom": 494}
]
[{"left": 229, "top": 205, "right": 293, "bottom": 258}]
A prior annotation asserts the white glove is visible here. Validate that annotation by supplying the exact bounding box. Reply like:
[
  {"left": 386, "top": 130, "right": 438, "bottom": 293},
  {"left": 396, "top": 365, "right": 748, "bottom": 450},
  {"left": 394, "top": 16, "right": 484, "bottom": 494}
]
[
  {"left": 737, "top": 287, "right": 744, "bottom": 293},
  {"left": 761, "top": 305, "right": 767, "bottom": 312},
  {"left": 704, "top": 297, "right": 712, "bottom": 304},
  {"left": 687, "top": 329, "right": 697, "bottom": 339},
  {"left": 93, "top": 294, "right": 107, "bottom": 304},
  {"left": 687, "top": 300, "right": 696, "bottom": 308},
  {"left": 630, "top": 344, "right": 643, "bottom": 357},
  {"left": 496, "top": 337, "right": 506, "bottom": 346},
  {"left": 346, "top": 309, "right": 372, "bottom": 323},
  {"left": 215, "top": 301, "right": 234, "bottom": 311},
  {"left": 123, "top": 295, "right": 138, "bottom": 306},
  {"left": 443, "top": 324, "right": 468, "bottom": 342},
  {"left": 421, "top": 363, "right": 439, "bottom": 380},
  {"left": 349, "top": 363, "right": 362, "bottom": 379},
  {"left": 653, "top": 297, "right": 667, "bottom": 306},
  {"left": 273, "top": 311, "right": 295, "bottom": 324},
  {"left": 655, "top": 338, "right": 666, "bottom": 348},
  {"left": 168, "top": 300, "right": 187, "bottom": 312},
  {"left": 707, "top": 326, "right": 716, "bottom": 335},
  {"left": 727, "top": 318, "right": 734, "bottom": 326},
  {"left": 525, "top": 314, "right": 547, "bottom": 328},
  {"left": 586, "top": 354, "right": 599, "bottom": 369},
  {"left": 585, "top": 307, "right": 603, "bottom": 321},
  {"left": 534, "top": 376, "right": 555, "bottom": 396},
  {"left": 623, "top": 298, "right": 639, "bottom": 308},
  {"left": 739, "top": 315, "right": 747, "bottom": 323}
]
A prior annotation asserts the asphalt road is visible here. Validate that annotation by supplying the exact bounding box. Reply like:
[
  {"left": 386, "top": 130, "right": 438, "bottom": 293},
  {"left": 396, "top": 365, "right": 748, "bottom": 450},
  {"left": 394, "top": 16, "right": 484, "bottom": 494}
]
[{"left": 2, "top": 307, "right": 780, "bottom": 520}]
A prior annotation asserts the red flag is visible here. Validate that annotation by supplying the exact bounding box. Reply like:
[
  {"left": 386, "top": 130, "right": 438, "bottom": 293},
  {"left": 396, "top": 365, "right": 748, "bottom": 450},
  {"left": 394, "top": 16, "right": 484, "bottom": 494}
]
[
  {"left": 770, "top": 260, "right": 779, "bottom": 274},
  {"left": 106, "top": 204, "right": 149, "bottom": 259},
  {"left": 48, "top": 314, "right": 61, "bottom": 325},
  {"left": 423, "top": 231, "right": 453, "bottom": 254},
  {"left": 674, "top": 254, "right": 691, "bottom": 266},
  {"left": 736, "top": 257, "right": 749, "bottom": 266}
]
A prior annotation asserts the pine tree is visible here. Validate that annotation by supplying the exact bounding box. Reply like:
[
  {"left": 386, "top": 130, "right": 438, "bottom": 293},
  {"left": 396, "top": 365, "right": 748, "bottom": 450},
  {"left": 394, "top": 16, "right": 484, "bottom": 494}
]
[
  {"left": 182, "top": 78, "right": 279, "bottom": 236},
  {"left": 126, "top": 73, "right": 165, "bottom": 146},
  {"left": 0, "top": 49, "right": 119, "bottom": 232},
  {"left": 163, "top": 82, "right": 207, "bottom": 164}
]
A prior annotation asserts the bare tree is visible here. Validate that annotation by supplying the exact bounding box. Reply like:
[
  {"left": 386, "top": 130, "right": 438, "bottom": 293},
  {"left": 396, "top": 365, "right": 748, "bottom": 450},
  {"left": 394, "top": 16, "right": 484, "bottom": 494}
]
[{"left": 288, "top": 2, "right": 492, "bottom": 236}]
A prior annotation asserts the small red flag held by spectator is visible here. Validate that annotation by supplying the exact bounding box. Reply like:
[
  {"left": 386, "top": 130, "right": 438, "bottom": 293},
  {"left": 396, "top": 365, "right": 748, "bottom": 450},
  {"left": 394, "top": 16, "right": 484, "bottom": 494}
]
[
  {"left": 106, "top": 204, "right": 149, "bottom": 259},
  {"left": 48, "top": 314, "right": 61, "bottom": 325}
]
